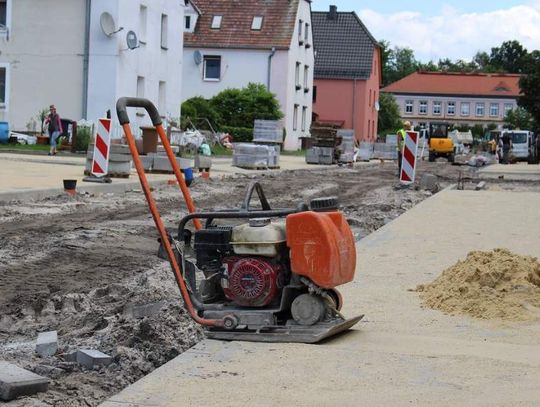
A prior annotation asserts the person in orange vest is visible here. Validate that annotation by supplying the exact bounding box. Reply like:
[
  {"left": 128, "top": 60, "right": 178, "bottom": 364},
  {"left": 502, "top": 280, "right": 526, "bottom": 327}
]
[{"left": 396, "top": 121, "right": 411, "bottom": 174}]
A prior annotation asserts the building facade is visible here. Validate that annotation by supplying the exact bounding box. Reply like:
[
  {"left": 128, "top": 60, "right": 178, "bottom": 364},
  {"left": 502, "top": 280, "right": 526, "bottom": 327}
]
[
  {"left": 183, "top": 0, "right": 314, "bottom": 151},
  {"left": 311, "top": 6, "right": 381, "bottom": 142},
  {"left": 0, "top": 0, "right": 184, "bottom": 133},
  {"left": 382, "top": 72, "right": 520, "bottom": 130}
]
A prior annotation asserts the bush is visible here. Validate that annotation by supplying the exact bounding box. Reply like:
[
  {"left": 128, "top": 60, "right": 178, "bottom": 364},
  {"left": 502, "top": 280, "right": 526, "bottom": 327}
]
[
  {"left": 220, "top": 126, "right": 253, "bottom": 142},
  {"left": 181, "top": 97, "right": 221, "bottom": 130},
  {"left": 74, "top": 125, "right": 92, "bottom": 152}
]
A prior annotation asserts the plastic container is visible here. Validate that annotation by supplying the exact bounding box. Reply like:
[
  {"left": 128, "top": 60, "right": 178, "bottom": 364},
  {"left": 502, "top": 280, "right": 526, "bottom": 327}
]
[
  {"left": 0, "top": 122, "right": 9, "bottom": 144},
  {"left": 183, "top": 167, "right": 193, "bottom": 187},
  {"left": 231, "top": 220, "right": 286, "bottom": 257}
]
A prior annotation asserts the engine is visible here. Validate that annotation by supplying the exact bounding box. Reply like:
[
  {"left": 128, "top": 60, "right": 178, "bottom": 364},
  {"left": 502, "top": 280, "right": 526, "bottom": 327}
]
[{"left": 193, "top": 218, "right": 288, "bottom": 308}]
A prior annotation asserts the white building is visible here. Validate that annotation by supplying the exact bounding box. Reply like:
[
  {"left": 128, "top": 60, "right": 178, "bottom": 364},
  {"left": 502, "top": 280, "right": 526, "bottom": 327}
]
[
  {"left": 182, "top": 0, "right": 314, "bottom": 150},
  {"left": 0, "top": 0, "right": 185, "bottom": 133}
]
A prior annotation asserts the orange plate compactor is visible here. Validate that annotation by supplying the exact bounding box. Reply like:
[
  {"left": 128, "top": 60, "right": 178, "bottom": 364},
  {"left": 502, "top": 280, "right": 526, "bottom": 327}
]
[{"left": 117, "top": 98, "right": 363, "bottom": 343}]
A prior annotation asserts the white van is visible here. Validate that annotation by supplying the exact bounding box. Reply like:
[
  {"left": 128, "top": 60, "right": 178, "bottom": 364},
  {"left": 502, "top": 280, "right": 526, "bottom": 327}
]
[{"left": 501, "top": 130, "right": 533, "bottom": 161}]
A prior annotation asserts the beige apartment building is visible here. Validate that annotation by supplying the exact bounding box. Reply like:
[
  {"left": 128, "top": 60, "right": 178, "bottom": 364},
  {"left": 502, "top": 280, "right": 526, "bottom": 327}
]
[{"left": 382, "top": 72, "right": 520, "bottom": 130}]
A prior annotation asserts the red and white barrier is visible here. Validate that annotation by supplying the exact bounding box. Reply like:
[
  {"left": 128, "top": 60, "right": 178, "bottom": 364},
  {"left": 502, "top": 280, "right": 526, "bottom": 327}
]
[
  {"left": 91, "top": 118, "right": 112, "bottom": 177},
  {"left": 400, "top": 131, "right": 419, "bottom": 184}
]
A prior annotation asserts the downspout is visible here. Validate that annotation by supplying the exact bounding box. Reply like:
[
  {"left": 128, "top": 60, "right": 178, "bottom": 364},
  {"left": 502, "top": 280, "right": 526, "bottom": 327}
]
[
  {"left": 82, "top": 0, "right": 91, "bottom": 119},
  {"left": 267, "top": 47, "right": 276, "bottom": 90}
]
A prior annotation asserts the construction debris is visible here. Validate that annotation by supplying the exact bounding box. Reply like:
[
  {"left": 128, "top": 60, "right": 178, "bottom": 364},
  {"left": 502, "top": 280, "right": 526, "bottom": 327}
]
[
  {"left": 0, "top": 361, "right": 49, "bottom": 401},
  {"left": 76, "top": 350, "right": 113, "bottom": 369},
  {"left": 36, "top": 331, "right": 58, "bottom": 357},
  {"left": 417, "top": 249, "right": 540, "bottom": 321}
]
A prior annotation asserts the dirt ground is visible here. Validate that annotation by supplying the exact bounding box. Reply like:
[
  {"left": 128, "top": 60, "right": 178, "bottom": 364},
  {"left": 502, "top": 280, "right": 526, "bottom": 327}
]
[{"left": 1, "top": 161, "right": 539, "bottom": 406}]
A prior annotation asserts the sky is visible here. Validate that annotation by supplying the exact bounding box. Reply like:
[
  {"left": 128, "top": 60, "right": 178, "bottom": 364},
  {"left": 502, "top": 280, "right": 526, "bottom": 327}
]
[{"left": 312, "top": 1, "right": 540, "bottom": 62}]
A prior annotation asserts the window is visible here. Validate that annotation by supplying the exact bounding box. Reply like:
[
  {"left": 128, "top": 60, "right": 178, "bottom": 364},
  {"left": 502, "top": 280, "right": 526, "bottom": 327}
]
[
  {"left": 369, "top": 90, "right": 372, "bottom": 107},
  {"left": 203, "top": 56, "right": 221, "bottom": 80},
  {"left": 302, "top": 106, "right": 307, "bottom": 131},
  {"left": 433, "top": 101, "right": 442, "bottom": 115},
  {"left": 158, "top": 81, "right": 166, "bottom": 115},
  {"left": 160, "top": 14, "right": 168, "bottom": 49},
  {"left": 136, "top": 76, "right": 145, "bottom": 98},
  {"left": 313, "top": 86, "right": 317, "bottom": 103},
  {"left": 184, "top": 15, "right": 191, "bottom": 30},
  {"left": 303, "top": 65, "right": 309, "bottom": 90},
  {"left": 461, "top": 102, "right": 470, "bottom": 116},
  {"left": 419, "top": 100, "right": 428, "bottom": 114},
  {"left": 405, "top": 100, "right": 413, "bottom": 114},
  {"left": 476, "top": 103, "right": 485, "bottom": 117},
  {"left": 211, "top": 15, "right": 222, "bottom": 29},
  {"left": 295, "top": 62, "right": 301, "bottom": 90},
  {"left": 293, "top": 105, "right": 299, "bottom": 131},
  {"left": 490, "top": 103, "right": 499, "bottom": 117},
  {"left": 304, "top": 22, "right": 309, "bottom": 43},
  {"left": 298, "top": 19, "right": 303, "bottom": 44},
  {"left": 251, "top": 16, "right": 263, "bottom": 30},
  {"left": 0, "top": 66, "right": 6, "bottom": 105},
  {"left": 504, "top": 103, "right": 513, "bottom": 116},
  {"left": 139, "top": 5, "right": 147, "bottom": 44},
  {"left": 447, "top": 101, "right": 456, "bottom": 115}
]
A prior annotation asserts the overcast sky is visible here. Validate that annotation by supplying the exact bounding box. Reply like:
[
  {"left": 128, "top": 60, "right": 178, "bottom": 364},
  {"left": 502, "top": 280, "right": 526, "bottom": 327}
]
[{"left": 312, "top": 1, "right": 540, "bottom": 62}]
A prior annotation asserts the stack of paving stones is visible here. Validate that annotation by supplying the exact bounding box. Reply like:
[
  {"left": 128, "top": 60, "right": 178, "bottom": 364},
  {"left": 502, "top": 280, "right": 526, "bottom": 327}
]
[
  {"left": 85, "top": 144, "right": 133, "bottom": 178},
  {"left": 306, "top": 127, "right": 340, "bottom": 165}
]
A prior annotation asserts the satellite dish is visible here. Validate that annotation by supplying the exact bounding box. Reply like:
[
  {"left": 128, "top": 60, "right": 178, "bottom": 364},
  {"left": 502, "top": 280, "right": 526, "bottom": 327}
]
[
  {"left": 375, "top": 101, "right": 380, "bottom": 111},
  {"left": 194, "top": 50, "right": 202, "bottom": 65},
  {"left": 100, "top": 12, "right": 123, "bottom": 37},
  {"left": 126, "top": 31, "right": 139, "bottom": 50}
]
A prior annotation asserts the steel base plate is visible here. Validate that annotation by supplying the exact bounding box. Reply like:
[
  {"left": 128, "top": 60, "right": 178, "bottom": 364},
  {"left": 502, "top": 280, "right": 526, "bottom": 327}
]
[{"left": 206, "top": 315, "right": 364, "bottom": 344}]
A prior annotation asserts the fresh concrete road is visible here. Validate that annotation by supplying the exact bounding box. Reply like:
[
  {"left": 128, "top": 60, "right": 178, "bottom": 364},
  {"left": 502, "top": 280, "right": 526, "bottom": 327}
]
[
  {"left": 102, "top": 189, "right": 540, "bottom": 406},
  {"left": 479, "top": 162, "right": 540, "bottom": 181}
]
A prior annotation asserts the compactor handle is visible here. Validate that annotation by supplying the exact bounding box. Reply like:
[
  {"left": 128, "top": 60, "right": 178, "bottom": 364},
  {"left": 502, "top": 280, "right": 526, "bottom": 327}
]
[{"left": 116, "top": 97, "right": 162, "bottom": 126}]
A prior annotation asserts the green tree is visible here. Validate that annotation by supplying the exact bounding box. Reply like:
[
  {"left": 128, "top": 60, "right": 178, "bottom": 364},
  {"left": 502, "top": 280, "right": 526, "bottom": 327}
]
[
  {"left": 504, "top": 107, "right": 536, "bottom": 130},
  {"left": 378, "top": 92, "right": 402, "bottom": 135},
  {"left": 519, "top": 63, "right": 540, "bottom": 132},
  {"left": 380, "top": 41, "right": 420, "bottom": 86},
  {"left": 490, "top": 40, "right": 529, "bottom": 73}
]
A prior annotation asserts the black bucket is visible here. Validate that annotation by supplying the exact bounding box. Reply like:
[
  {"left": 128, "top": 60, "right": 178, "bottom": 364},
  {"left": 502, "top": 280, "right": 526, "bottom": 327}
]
[{"left": 63, "top": 179, "right": 77, "bottom": 191}]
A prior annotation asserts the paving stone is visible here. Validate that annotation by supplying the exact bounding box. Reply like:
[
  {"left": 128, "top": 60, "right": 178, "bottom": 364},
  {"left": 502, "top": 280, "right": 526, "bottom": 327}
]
[
  {"left": 0, "top": 361, "right": 49, "bottom": 401},
  {"left": 36, "top": 331, "right": 58, "bottom": 357},
  {"left": 125, "top": 301, "right": 166, "bottom": 319},
  {"left": 419, "top": 173, "right": 439, "bottom": 192},
  {"left": 76, "top": 350, "right": 113, "bottom": 369}
]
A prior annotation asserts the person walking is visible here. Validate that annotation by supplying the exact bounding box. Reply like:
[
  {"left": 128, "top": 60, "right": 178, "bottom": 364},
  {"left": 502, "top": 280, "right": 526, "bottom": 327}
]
[
  {"left": 396, "top": 121, "right": 411, "bottom": 175},
  {"left": 45, "top": 105, "right": 63, "bottom": 156},
  {"left": 501, "top": 131, "right": 512, "bottom": 164}
]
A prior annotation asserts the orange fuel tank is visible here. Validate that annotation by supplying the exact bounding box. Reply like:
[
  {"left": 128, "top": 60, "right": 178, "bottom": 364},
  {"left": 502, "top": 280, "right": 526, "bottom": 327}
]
[{"left": 286, "top": 211, "right": 356, "bottom": 288}]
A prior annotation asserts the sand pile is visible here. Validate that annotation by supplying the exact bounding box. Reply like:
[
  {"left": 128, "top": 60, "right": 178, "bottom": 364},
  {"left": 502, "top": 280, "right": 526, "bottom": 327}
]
[{"left": 417, "top": 249, "right": 540, "bottom": 321}]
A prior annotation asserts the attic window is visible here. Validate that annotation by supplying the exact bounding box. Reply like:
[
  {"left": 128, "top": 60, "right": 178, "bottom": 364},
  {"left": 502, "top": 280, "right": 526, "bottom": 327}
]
[
  {"left": 494, "top": 81, "right": 510, "bottom": 92},
  {"left": 211, "top": 15, "right": 222, "bottom": 29},
  {"left": 251, "top": 16, "right": 263, "bottom": 30}
]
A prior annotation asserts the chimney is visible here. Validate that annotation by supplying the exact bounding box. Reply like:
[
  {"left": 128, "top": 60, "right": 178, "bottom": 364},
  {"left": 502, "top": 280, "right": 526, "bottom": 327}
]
[{"left": 328, "top": 5, "right": 337, "bottom": 20}]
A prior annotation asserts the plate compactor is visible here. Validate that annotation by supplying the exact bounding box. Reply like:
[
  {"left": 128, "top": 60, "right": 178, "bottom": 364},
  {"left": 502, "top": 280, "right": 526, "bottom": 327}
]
[{"left": 117, "top": 98, "right": 363, "bottom": 343}]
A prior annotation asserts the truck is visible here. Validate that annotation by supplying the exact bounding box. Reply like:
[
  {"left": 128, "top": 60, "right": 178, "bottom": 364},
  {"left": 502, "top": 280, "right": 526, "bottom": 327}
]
[{"left": 428, "top": 122, "right": 455, "bottom": 162}]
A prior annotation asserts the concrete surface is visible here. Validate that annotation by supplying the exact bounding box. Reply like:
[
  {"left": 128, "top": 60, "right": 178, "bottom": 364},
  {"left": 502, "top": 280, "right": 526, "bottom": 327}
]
[
  {"left": 35, "top": 331, "right": 58, "bottom": 357},
  {"left": 102, "top": 189, "right": 540, "bottom": 406},
  {"left": 479, "top": 162, "right": 540, "bottom": 181},
  {"left": 0, "top": 361, "right": 49, "bottom": 401},
  {"left": 0, "top": 152, "right": 372, "bottom": 201}
]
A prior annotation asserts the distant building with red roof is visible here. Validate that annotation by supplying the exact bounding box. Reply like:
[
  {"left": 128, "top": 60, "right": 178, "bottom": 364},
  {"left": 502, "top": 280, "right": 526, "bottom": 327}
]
[
  {"left": 381, "top": 71, "right": 521, "bottom": 130},
  {"left": 182, "top": 0, "right": 314, "bottom": 150}
]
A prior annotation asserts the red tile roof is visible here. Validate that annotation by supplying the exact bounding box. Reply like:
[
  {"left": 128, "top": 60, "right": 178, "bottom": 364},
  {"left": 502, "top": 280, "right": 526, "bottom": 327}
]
[
  {"left": 382, "top": 72, "right": 521, "bottom": 97},
  {"left": 185, "top": 0, "right": 301, "bottom": 50}
]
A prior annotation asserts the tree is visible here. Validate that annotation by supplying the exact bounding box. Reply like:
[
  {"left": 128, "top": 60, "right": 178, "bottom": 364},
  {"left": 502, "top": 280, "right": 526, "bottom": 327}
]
[
  {"left": 380, "top": 41, "right": 420, "bottom": 86},
  {"left": 505, "top": 107, "right": 536, "bottom": 130},
  {"left": 490, "top": 40, "right": 529, "bottom": 73},
  {"left": 180, "top": 96, "right": 221, "bottom": 130},
  {"left": 519, "top": 64, "right": 540, "bottom": 132},
  {"left": 378, "top": 92, "right": 402, "bottom": 135}
]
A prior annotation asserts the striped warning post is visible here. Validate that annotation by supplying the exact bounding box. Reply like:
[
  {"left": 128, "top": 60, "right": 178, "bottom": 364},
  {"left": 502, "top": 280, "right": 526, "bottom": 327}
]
[
  {"left": 91, "top": 118, "right": 112, "bottom": 177},
  {"left": 400, "top": 131, "right": 419, "bottom": 185}
]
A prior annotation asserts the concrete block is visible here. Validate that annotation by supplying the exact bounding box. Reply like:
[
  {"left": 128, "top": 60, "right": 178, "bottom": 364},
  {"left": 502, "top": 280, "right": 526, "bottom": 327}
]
[
  {"left": 77, "top": 350, "right": 113, "bottom": 369},
  {"left": 475, "top": 181, "right": 487, "bottom": 191},
  {"left": 125, "top": 301, "right": 166, "bottom": 319},
  {"left": 0, "top": 361, "right": 49, "bottom": 401},
  {"left": 420, "top": 173, "right": 439, "bottom": 192},
  {"left": 36, "top": 331, "right": 58, "bottom": 357},
  {"left": 139, "top": 155, "right": 154, "bottom": 171},
  {"left": 194, "top": 155, "right": 212, "bottom": 170}
]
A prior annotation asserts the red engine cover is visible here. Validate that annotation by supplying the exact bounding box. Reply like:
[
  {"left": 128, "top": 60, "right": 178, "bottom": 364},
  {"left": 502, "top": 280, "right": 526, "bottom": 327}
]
[{"left": 222, "top": 257, "right": 280, "bottom": 307}]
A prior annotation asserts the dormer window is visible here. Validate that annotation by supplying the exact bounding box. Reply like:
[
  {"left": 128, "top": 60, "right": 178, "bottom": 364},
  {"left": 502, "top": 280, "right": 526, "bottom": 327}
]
[
  {"left": 185, "top": 15, "right": 191, "bottom": 30},
  {"left": 251, "top": 16, "right": 263, "bottom": 30},
  {"left": 211, "top": 15, "right": 222, "bottom": 29}
]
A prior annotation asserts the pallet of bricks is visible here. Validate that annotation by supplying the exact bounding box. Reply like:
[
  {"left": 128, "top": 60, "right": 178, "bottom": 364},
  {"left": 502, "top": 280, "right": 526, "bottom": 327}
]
[
  {"left": 306, "top": 127, "right": 338, "bottom": 165},
  {"left": 232, "top": 120, "right": 282, "bottom": 170},
  {"left": 337, "top": 129, "right": 355, "bottom": 164}
]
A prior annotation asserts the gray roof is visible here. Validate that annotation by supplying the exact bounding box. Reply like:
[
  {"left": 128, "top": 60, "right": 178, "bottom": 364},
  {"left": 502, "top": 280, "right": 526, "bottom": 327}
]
[{"left": 312, "top": 11, "right": 379, "bottom": 80}]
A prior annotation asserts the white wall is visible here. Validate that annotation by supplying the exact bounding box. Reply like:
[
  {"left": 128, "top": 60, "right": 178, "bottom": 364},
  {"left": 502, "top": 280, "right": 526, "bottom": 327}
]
[
  {"left": 0, "top": 0, "right": 86, "bottom": 131},
  {"left": 88, "top": 0, "right": 184, "bottom": 131}
]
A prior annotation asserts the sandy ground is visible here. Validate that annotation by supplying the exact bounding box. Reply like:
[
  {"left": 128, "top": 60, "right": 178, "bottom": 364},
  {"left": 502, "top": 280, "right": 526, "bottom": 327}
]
[{"left": 1, "top": 161, "right": 539, "bottom": 406}]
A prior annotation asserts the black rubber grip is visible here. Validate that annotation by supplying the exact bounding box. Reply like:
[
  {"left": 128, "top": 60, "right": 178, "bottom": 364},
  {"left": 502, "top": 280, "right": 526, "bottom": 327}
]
[{"left": 116, "top": 97, "right": 162, "bottom": 126}]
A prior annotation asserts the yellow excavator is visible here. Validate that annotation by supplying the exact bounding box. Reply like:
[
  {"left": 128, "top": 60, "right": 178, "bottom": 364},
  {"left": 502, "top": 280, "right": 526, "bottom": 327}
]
[{"left": 428, "top": 122, "right": 455, "bottom": 162}]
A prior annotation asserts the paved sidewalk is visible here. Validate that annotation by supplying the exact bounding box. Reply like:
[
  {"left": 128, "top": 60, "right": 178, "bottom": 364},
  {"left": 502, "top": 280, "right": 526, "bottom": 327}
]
[
  {"left": 102, "top": 189, "right": 540, "bottom": 406},
  {"left": 479, "top": 162, "right": 540, "bottom": 181}
]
